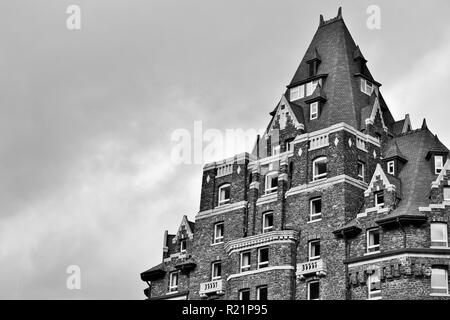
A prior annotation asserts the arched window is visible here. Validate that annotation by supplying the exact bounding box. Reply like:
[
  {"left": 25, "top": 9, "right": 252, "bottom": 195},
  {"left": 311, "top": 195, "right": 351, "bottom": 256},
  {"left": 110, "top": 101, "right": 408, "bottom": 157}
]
[{"left": 312, "top": 157, "right": 327, "bottom": 181}]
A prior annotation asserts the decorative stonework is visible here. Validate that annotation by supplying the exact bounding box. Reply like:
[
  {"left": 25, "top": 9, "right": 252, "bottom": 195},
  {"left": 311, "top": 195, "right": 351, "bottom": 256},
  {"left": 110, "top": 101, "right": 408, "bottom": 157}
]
[{"left": 224, "top": 230, "right": 299, "bottom": 254}]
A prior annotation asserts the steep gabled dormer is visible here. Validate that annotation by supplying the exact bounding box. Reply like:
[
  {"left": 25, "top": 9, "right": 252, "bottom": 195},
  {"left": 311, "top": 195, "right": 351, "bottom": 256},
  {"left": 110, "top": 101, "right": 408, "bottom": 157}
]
[
  {"left": 383, "top": 140, "right": 408, "bottom": 177},
  {"left": 363, "top": 163, "right": 401, "bottom": 212}
]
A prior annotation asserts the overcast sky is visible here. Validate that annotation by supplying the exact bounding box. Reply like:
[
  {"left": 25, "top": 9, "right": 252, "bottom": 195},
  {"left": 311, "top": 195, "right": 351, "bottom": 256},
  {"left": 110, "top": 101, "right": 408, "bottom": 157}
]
[{"left": 0, "top": 0, "right": 449, "bottom": 299}]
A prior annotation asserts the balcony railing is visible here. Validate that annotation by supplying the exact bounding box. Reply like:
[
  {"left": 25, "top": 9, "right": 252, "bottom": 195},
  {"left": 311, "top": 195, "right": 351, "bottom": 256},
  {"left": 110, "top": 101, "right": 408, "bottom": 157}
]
[
  {"left": 199, "top": 279, "right": 225, "bottom": 297},
  {"left": 296, "top": 259, "right": 327, "bottom": 279}
]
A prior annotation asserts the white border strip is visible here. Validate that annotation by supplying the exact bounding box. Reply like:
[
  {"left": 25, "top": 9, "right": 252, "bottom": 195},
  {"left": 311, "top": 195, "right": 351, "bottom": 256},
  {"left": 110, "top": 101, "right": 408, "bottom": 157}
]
[
  {"left": 348, "top": 252, "right": 450, "bottom": 268},
  {"left": 227, "top": 266, "right": 295, "bottom": 281}
]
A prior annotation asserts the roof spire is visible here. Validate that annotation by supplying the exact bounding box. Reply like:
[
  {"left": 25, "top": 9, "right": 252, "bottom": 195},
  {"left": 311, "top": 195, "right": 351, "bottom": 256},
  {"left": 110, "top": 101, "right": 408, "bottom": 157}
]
[
  {"left": 337, "top": 7, "right": 343, "bottom": 19},
  {"left": 319, "top": 14, "right": 325, "bottom": 26},
  {"left": 421, "top": 118, "right": 428, "bottom": 130}
]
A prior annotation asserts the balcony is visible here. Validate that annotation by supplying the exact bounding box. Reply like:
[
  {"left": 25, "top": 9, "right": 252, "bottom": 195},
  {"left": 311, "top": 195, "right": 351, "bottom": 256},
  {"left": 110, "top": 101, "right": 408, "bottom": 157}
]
[
  {"left": 199, "top": 279, "right": 225, "bottom": 297},
  {"left": 296, "top": 259, "right": 327, "bottom": 279}
]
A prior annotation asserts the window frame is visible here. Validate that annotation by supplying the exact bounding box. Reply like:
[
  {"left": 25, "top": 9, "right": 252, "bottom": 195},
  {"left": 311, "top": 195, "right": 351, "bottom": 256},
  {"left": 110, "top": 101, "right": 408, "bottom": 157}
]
[
  {"left": 361, "top": 78, "right": 374, "bottom": 96},
  {"left": 431, "top": 267, "right": 449, "bottom": 295},
  {"left": 289, "top": 84, "right": 305, "bottom": 101},
  {"left": 367, "top": 269, "right": 381, "bottom": 299},
  {"left": 239, "top": 289, "right": 251, "bottom": 300},
  {"left": 435, "top": 155, "right": 444, "bottom": 174},
  {"left": 358, "top": 161, "right": 365, "bottom": 181},
  {"left": 307, "top": 281, "right": 320, "bottom": 300},
  {"left": 240, "top": 251, "right": 251, "bottom": 272},
  {"left": 271, "top": 145, "right": 280, "bottom": 156},
  {"left": 262, "top": 212, "right": 274, "bottom": 233},
  {"left": 310, "top": 102, "right": 319, "bottom": 120},
  {"left": 310, "top": 197, "right": 322, "bottom": 222},
  {"left": 265, "top": 171, "right": 278, "bottom": 194},
  {"left": 211, "top": 261, "right": 222, "bottom": 281},
  {"left": 444, "top": 187, "right": 450, "bottom": 201},
  {"left": 213, "top": 222, "right": 224, "bottom": 244},
  {"left": 180, "top": 239, "right": 187, "bottom": 253},
  {"left": 367, "top": 228, "right": 380, "bottom": 253},
  {"left": 169, "top": 271, "right": 179, "bottom": 293},
  {"left": 218, "top": 183, "right": 231, "bottom": 206},
  {"left": 308, "top": 240, "right": 321, "bottom": 261},
  {"left": 312, "top": 157, "right": 327, "bottom": 181},
  {"left": 257, "top": 285, "right": 268, "bottom": 300},
  {"left": 374, "top": 191, "right": 385, "bottom": 208},
  {"left": 258, "top": 247, "right": 269, "bottom": 269},
  {"left": 431, "top": 223, "right": 448, "bottom": 248},
  {"left": 387, "top": 161, "right": 395, "bottom": 175}
]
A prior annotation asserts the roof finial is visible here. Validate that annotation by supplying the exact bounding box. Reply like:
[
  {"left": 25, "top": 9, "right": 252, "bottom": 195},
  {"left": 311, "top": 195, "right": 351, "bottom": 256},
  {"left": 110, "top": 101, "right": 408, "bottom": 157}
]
[
  {"left": 421, "top": 118, "right": 428, "bottom": 130},
  {"left": 337, "top": 7, "right": 343, "bottom": 19},
  {"left": 319, "top": 14, "right": 325, "bottom": 26}
]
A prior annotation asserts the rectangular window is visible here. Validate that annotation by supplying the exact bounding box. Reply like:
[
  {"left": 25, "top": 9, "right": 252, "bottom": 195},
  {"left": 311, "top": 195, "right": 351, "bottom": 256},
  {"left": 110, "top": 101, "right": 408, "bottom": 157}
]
[
  {"left": 375, "top": 191, "right": 384, "bottom": 208},
  {"left": 241, "top": 251, "right": 251, "bottom": 272},
  {"left": 368, "top": 270, "right": 381, "bottom": 299},
  {"left": 444, "top": 187, "right": 450, "bottom": 201},
  {"left": 361, "top": 78, "right": 374, "bottom": 96},
  {"left": 310, "top": 102, "right": 319, "bottom": 120},
  {"left": 239, "top": 289, "right": 251, "bottom": 300},
  {"left": 313, "top": 157, "right": 327, "bottom": 181},
  {"left": 258, "top": 247, "right": 269, "bottom": 269},
  {"left": 435, "top": 156, "right": 444, "bottom": 174},
  {"left": 218, "top": 184, "right": 231, "bottom": 206},
  {"left": 169, "top": 272, "right": 179, "bottom": 292},
  {"left": 308, "top": 281, "right": 320, "bottom": 300},
  {"left": 180, "top": 240, "right": 187, "bottom": 253},
  {"left": 271, "top": 145, "right": 280, "bottom": 156},
  {"left": 262, "top": 212, "right": 274, "bottom": 233},
  {"left": 257, "top": 286, "right": 268, "bottom": 300},
  {"left": 367, "top": 228, "right": 380, "bottom": 253},
  {"left": 308, "top": 240, "right": 321, "bottom": 261},
  {"left": 431, "top": 267, "right": 448, "bottom": 295},
  {"left": 289, "top": 85, "right": 305, "bottom": 101},
  {"left": 265, "top": 172, "right": 278, "bottom": 194},
  {"left": 358, "top": 161, "right": 365, "bottom": 181},
  {"left": 214, "top": 222, "right": 224, "bottom": 244},
  {"left": 211, "top": 261, "right": 222, "bottom": 281},
  {"left": 285, "top": 139, "right": 294, "bottom": 152},
  {"left": 431, "top": 223, "right": 448, "bottom": 247},
  {"left": 387, "top": 161, "right": 395, "bottom": 175},
  {"left": 310, "top": 197, "right": 322, "bottom": 221},
  {"left": 306, "top": 80, "right": 320, "bottom": 96}
]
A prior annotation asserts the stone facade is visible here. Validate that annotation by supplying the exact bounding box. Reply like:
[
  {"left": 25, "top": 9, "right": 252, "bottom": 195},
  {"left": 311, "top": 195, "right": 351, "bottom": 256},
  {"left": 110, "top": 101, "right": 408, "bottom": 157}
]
[{"left": 140, "top": 8, "right": 450, "bottom": 300}]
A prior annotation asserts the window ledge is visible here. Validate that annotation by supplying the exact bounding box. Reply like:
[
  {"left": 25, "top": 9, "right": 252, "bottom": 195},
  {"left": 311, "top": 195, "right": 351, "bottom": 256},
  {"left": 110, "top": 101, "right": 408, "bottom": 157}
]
[
  {"left": 211, "top": 242, "right": 224, "bottom": 247},
  {"left": 430, "top": 246, "right": 450, "bottom": 249},
  {"left": 430, "top": 293, "right": 450, "bottom": 297},
  {"left": 364, "top": 251, "right": 380, "bottom": 256},
  {"left": 166, "top": 291, "right": 179, "bottom": 295},
  {"left": 307, "top": 219, "right": 322, "bottom": 224},
  {"left": 367, "top": 296, "right": 382, "bottom": 300}
]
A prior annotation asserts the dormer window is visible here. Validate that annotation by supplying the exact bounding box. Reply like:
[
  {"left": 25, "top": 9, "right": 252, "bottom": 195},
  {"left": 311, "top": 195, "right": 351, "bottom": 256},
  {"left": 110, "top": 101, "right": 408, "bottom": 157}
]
[
  {"left": 435, "top": 155, "right": 444, "bottom": 174},
  {"left": 361, "top": 78, "right": 374, "bottom": 96},
  {"left": 310, "top": 102, "right": 319, "bottom": 120},
  {"left": 387, "top": 161, "right": 395, "bottom": 175},
  {"left": 375, "top": 191, "right": 384, "bottom": 208},
  {"left": 306, "top": 80, "right": 320, "bottom": 96},
  {"left": 218, "top": 184, "right": 231, "bottom": 206},
  {"left": 290, "top": 84, "right": 305, "bottom": 101}
]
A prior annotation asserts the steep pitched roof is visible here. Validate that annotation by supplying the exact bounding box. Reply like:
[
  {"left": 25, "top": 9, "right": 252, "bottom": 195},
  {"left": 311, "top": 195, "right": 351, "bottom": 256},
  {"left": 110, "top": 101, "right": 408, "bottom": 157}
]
[
  {"left": 383, "top": 140, "right": 406, "bottom": 160},
  {"left": 381, "top": 128, "right": 449, "bottom": 218},
  {"left": 284, "top": 8, "right": 395, "bottom": 133}
]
